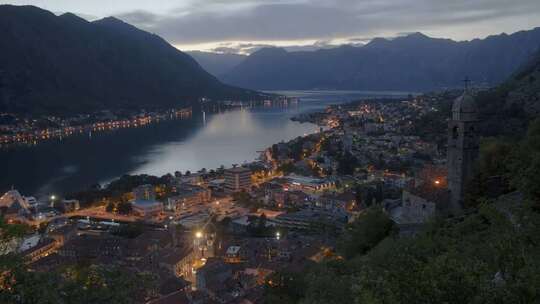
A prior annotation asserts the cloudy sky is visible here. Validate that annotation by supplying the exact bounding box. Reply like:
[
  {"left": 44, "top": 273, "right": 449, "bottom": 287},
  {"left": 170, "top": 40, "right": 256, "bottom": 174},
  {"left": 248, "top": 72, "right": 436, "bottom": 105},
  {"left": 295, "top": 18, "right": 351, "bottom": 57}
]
[{"left": 3, "top": 0, "right": 540, "bottom": 54}]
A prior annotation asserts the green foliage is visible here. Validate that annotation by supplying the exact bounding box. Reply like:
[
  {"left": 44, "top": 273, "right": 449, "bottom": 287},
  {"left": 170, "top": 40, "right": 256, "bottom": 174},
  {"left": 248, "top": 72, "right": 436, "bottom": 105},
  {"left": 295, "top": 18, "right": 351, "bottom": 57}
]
[
  {"left": 67, "top": 174, "right": 166, "bottom": 208},
  {"left": 0, "top": 217, "right": 30, "bottom": 254},
  {"left": 116, "top": 201, "right": 133, "bottom": 215},
  {"left": 247, "top": 214, "right": 275, "bottom": 237},
  {"left": 111, "top": 222, "right": 144, "bottom": 239},
  {"left": 408, "top": 97, "right": 452, "bottom": 143},
  {"left": 277, "top": 162, "right": 296, "bottom": 175},
  {"left": 465, "top": 138, "right": 513, "bottom": 207},
  {"left": 0, "top": 259, "right": 157, "bottom": 304},
  {"left": 105, "top": 201, "right": 115, "bottom": 213},
  {"left": 336, "top": 208, "right": 394, "bottom": 259},
  {"left": 508, "top": 119, "right": 540, "bottom": 203},
  {"left": 337, "top": 151, "right": 359, "bottom": 175},
  {"left": 264, "top": 271, "right": 306, "bottom": 304},
  {"left": 300, "top": 261, "right": 356, "bottom": 304},
  {"left": 352, "top": 203, "right": 540, "bottom": 304}
]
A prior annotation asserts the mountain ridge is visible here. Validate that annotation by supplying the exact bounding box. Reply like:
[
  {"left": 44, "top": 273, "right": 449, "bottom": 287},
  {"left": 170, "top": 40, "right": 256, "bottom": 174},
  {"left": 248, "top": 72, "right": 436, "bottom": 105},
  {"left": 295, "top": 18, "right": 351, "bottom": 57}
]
[
  {"left": 0, "top": 5, "right": 263, "bottom": 115},
  {"left": 221, "top": 28, "right": 540, "bottom": 91}
]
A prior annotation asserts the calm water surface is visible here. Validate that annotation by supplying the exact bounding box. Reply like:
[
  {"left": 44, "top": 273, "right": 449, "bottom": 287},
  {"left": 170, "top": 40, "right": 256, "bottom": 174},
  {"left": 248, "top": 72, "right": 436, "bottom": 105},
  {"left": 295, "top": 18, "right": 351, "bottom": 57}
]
[{"left": 0, "top": 90, "right": 411, "bottom": 196}]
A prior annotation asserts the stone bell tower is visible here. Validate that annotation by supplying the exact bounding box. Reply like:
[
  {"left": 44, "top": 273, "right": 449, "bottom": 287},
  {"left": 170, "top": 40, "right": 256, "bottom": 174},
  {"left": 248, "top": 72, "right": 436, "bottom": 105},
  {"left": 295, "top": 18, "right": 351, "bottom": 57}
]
[{"left": 447, "top": 86, "right": 479, "bottom": 214}]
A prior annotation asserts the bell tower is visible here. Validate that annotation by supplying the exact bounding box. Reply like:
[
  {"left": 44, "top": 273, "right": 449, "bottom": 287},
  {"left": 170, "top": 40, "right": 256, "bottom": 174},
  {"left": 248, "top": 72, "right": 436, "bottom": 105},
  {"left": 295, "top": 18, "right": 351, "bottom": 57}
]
[{"left": 447, "top": 85, "right": 479, "bottom": 214}]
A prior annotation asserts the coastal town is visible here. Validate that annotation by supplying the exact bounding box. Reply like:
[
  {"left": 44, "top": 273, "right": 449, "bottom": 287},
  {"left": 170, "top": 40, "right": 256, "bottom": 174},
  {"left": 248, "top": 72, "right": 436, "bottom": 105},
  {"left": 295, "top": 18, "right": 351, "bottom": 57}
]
[
  {"left": 2, "top": 1, "right": 540, "bottom": 302},
  {"left": 0, "top": 89, "right": 470, "bottom": 303},
  {"left": 0, "top": 97, "right": 299, "bottom": 147},
  {"left": 0, "top": 108, "right": 192, "bottom": 146}
]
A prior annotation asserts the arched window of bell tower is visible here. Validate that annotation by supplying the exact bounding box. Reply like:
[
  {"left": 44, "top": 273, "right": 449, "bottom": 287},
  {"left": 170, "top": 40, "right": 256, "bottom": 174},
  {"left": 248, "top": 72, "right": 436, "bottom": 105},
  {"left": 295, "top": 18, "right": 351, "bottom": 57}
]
[{"left": 452, "top": 126, "right": 459, "bottom": 139}]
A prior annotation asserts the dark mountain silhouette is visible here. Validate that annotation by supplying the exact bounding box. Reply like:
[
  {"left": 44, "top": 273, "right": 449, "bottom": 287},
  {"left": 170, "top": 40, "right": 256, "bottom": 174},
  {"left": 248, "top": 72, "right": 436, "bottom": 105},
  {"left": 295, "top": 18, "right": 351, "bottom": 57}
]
[
  {"left": 187, "top": 51, "right": 247, "bottom": 77},
  {"left": 477, "top": 49, "right": 540, "bottom": 137},
  {"left": 222, "top": 29, "right": 540, "bottom": 91},
  {"left": 0, "top": 5, "right": 263, "bottom": 115}
]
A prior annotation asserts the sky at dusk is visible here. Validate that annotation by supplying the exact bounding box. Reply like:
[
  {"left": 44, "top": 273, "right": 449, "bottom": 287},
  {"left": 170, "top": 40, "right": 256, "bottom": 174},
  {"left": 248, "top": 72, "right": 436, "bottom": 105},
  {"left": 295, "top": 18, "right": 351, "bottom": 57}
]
[{"left": 2, "top": 0, "right": 540, "bottom": 54}]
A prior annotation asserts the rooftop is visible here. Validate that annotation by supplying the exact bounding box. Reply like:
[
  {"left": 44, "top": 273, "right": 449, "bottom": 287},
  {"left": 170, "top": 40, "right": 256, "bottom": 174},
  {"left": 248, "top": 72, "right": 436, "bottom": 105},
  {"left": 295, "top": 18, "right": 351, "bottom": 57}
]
[{"left": 132, "top": 199, "right": 162, "bottom": 207}]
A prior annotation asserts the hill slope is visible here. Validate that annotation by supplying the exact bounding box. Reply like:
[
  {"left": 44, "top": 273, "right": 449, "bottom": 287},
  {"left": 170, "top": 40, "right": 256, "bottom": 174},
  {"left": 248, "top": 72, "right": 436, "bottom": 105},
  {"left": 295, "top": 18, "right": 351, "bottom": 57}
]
[
  {"left": 0, "top": 5, "right": 261, "bottom": 115},
  {"left": 222, "top": 30, "right": 540, "bottom": 91},
  {"left": 476, "top": 50, "right": 540, "bottom": 137}
]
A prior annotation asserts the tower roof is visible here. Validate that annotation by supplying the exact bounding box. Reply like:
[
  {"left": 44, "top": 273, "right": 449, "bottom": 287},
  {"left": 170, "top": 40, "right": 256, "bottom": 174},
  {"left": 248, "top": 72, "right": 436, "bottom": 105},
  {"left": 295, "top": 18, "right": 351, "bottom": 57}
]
[
  {"left": 452, "top": 90, "right": 477, "bottom": 114},
  {"left": 452, "top": 90, "right": 478, "bottom": 121}
]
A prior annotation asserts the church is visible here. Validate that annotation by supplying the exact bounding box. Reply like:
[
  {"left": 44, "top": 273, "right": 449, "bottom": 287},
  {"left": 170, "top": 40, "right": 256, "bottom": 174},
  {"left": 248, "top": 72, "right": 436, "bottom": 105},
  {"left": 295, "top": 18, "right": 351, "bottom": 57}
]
[
  {"left": 447, "top": 88, "right": 480, "bottom": 214},
  {"left": 384, "top": 88, "right": 480, "bottom": 234}
]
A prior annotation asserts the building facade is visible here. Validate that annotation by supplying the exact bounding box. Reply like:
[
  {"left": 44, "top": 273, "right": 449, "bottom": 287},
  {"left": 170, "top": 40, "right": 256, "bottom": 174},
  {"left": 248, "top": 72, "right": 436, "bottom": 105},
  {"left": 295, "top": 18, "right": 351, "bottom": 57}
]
[{"left": 224, "top": 167, "right": 252, "bottom": 193}]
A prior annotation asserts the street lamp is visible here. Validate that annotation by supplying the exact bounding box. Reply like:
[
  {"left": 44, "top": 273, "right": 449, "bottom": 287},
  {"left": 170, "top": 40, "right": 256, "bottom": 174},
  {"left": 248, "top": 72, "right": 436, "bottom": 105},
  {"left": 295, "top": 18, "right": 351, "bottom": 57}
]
[
  {"left": 195, "top": 231, "right": 203, "bottom": 238},
  {"left": 276, "top": 231, "right": 281, "bottom": 240},
  {"left": 49, "top": 194, "right": 57, "bottom": 207}
]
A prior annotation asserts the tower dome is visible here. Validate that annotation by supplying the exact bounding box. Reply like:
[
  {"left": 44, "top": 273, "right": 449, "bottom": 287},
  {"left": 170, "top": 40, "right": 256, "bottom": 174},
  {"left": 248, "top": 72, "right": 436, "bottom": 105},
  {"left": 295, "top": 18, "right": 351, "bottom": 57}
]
[{"left": 452, "top": 90, "right": 477, "bottom": 121}]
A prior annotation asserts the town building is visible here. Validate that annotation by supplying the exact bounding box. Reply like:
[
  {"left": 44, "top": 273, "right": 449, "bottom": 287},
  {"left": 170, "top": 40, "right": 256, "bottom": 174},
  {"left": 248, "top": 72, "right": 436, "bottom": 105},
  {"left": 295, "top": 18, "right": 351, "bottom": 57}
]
[
  {"left": 61, "top": 199, "right": 80, "bottom": 212},
  {"left": 224, "top": 166, "right": 252, "bottom": 193},
  {"left": 134, "top": 184, "right": 156, "bottom": 201},
  {"left": 0, "top": 189, "right": 32, "bottom": 220},
  {"left": 22, "top": 238, "right": 56, "bottom": 263},
  {"left": 166, "top": 184, "right": 211, "bottom": 213},
  {"left": 271, "top": 208, "right": 347, "bottom": 231},
  {"left": 195, "top": 258, "right": 233, "bottom": 292},
  {"left": 384, "top": 183, "right": 449, "bottom": 236},
  {"left": 283, "top": 175, "right": 335, "bottom": 192},
  {"left": 131, "top": 184, "right": 163, "bottom": 218}
]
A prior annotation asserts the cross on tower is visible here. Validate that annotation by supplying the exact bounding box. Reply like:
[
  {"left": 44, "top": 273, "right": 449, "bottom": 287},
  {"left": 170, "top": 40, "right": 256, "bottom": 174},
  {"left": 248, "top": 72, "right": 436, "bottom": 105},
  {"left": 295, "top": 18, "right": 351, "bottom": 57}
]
[{"left": 463, "top": 77, "right": 471, "bottom": 90}]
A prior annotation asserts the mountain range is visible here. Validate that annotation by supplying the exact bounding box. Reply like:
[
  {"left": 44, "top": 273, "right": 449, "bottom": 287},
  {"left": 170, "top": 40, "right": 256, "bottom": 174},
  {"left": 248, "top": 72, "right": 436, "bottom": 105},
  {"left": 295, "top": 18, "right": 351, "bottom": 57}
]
[
  {"left": 217, "top": 29, "right": 540, "bottom": 91},
  {"left": 187, "top": 51, "right": 247, "bottom": 78},
  {"left": 0, "top": 5, "right": 263, "bottom": 115}
]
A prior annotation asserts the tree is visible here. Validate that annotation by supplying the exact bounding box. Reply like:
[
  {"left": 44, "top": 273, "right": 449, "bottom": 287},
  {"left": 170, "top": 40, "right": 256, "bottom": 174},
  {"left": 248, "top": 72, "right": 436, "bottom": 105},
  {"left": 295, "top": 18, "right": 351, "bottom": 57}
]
[
  {"left": 117, "top": 201, "right": 132, "bottom": 215},
  {"left": 509, "top": 119, "right": 540, "bottom": 203},
  {"left": 105, "top": 201, "right": 115, "bottom": 213},
  {"left": 264, "top": 271, "right": 306, "bottom": 304},
  {"left": 0, "top": 217, "right": 29, "bottom": 254},
  {"left": 337, "top": 151, "right": 358, "bottom": 175},
  {"left": 257, "top": 213, "right": 267, "bottom": 231},
  {"left": 111, "top": 222, "right": 144, "bottom": 238},
  {"left": 232, "top": 192, "right": 252, "bottom": 207},
  {"left": 277, "top": 163, "right": 296, "bottom": 175},
  {"left": 336, "top": 208, "right": 393, "bottom": 259}
]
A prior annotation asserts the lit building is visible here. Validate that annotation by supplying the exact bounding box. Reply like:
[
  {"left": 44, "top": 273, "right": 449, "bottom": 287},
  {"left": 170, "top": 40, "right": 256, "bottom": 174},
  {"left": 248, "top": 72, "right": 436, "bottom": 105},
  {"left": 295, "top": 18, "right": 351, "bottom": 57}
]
[
  {"left": 0, "top": 189, "right": 31, "bottom": 220},
  {"left": 224, "top": 166, "right": 252, "bottom": 193},
  {"left": 166, "top": 184, "right": 211, "bottom": 213},
  {"left": 133, "top": 184, "right": 156, "bottom": 201},
  {"left": 284, "top": 174, "right": 335, "bottom": 192},
  {"left": 21, "top": 238, "right": 56, "bottom": 263},
  {"left": 131, "top": 184, "right": 162, "bottom": 218},
  {"left": 132, "top": 199, "right": 163, "bottom": 218}
]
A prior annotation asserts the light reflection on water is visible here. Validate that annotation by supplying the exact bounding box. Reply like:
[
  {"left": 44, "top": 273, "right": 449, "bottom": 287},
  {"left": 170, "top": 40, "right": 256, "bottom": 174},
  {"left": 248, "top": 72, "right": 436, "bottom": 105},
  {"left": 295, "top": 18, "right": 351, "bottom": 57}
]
[{"left": 127, "top": 108, "right": 319, "bottom": 178}]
